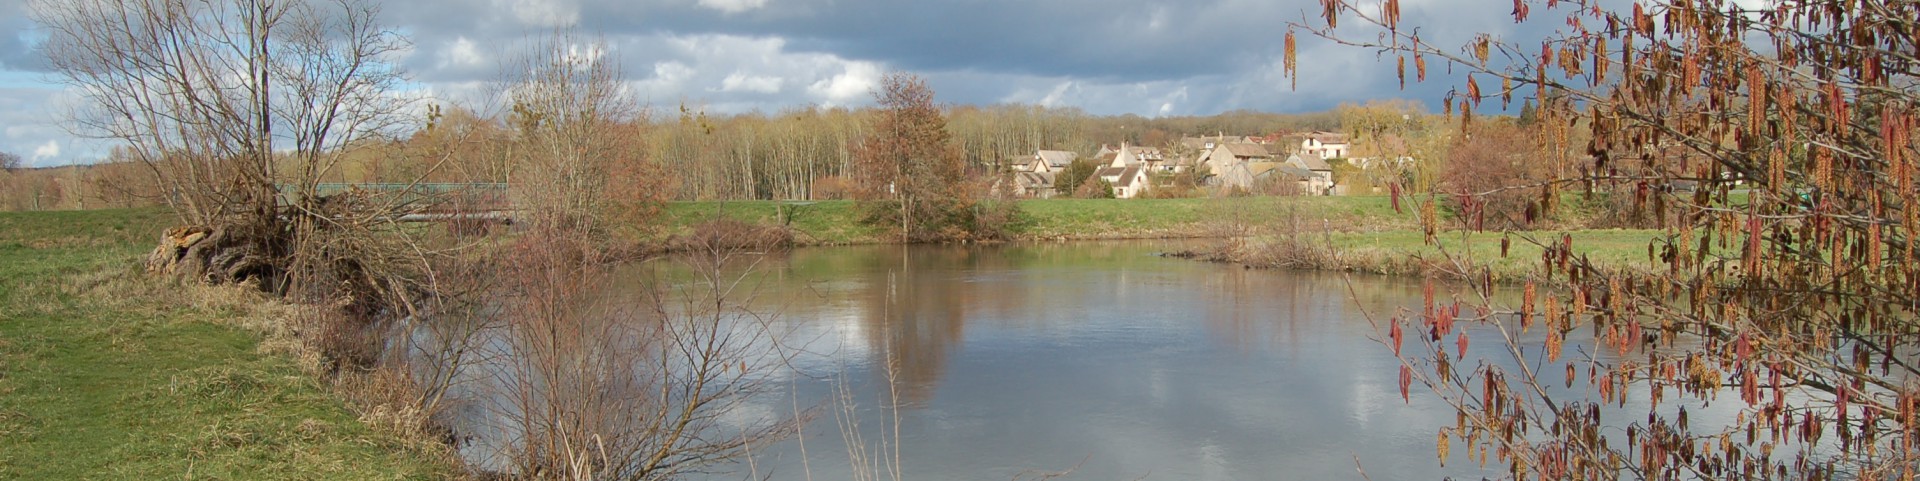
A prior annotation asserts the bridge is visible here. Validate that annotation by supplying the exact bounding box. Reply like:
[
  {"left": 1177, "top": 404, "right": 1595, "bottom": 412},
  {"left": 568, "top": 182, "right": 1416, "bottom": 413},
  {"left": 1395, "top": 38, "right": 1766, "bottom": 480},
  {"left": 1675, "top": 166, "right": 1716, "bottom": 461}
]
[{"left": 289, "top": 183, "right": 514, "bottom": 224}]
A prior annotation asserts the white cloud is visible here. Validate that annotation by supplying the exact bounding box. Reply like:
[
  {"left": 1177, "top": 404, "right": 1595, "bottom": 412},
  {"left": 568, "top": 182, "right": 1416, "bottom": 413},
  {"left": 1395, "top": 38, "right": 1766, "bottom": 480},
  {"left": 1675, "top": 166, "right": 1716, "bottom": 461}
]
[
  {"left": 642, "top": 61, "right": 696, "bottom": 91},
  {"left": 1037, "top": 81, "right": 1078, "bottom": 107},
  {"left": 31, "top": 140, "right": 59, "bottom": 161},
  {"left": 718, "top": 72, "right": 784, "bottom": 94},
  {"left": 698, "top": 0, "right": 769, "bottom": 14},
  {"left": 440, "top": 37, "right": 489, "bottom": 70},
  {"left": 1157, "top": 86, "right": 1188, "bottom": 116},
  {"left": 807, "top": 61, "right": 881, "bottom": 106},
  {"left": 496, "top": 0, "right": 579, "bottom": 27}
]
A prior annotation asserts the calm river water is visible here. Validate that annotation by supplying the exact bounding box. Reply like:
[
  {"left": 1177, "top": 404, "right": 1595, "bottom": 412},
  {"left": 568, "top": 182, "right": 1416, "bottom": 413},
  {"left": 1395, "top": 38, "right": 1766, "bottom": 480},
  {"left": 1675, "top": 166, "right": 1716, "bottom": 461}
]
[{"left": 645, "top": 240, "right": 1503, "bottom": 480}]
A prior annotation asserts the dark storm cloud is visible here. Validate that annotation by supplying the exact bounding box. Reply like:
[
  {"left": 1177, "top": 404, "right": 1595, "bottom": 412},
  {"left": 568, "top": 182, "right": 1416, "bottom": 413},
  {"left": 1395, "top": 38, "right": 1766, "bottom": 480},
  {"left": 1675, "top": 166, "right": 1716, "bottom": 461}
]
[
  {"left": 1, "top": 0, "right": 1592, "bottom": 163},
  {"left": 0, "top": 1, "right": 50, "bottom": 72},
  {"left": 393, "top": 0, "right": 1312, "bottom": 83},
  {"left": 369, "top": 0, "right": 1553, "bottom": 114}
]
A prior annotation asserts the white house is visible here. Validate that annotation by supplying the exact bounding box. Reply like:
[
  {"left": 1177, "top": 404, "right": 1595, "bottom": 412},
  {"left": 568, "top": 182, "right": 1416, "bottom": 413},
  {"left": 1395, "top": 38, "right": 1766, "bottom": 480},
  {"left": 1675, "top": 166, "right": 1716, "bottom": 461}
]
[
  {"left": 1091, "top": 166, "right": 1152, "bottom": 198},
  {"left": 1300, "top": 131, "right": 1350, "bottom": 159},
  {"left": 1114, "top": 167, "right": 1151, "bottom": 198},
  {"left": 1112, "top": 143, "right": 1167, "bottom": 170}
]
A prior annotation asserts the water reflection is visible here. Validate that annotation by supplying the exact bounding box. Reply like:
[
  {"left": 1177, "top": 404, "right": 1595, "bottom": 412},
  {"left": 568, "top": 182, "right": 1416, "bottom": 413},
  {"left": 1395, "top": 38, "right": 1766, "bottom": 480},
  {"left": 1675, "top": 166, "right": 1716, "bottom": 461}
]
[
  {"left": 610, "top": 240, "right": 1510, "bottom": 481},
  {"left": 419, "top": 239, "right": 1760, "bottom": 480}
]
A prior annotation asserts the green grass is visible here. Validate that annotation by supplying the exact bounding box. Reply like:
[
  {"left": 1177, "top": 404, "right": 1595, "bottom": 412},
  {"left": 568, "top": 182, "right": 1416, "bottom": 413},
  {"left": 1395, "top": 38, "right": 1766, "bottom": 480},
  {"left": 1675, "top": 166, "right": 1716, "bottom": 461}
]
[
  {"left": 663, "top": 200, "right": 883, "bottom": 244},
  {"left": 1314, "top": 228, "right": 1667, "bottom": 279},
  {"left": 0, "top": 208, "right": 455, "bottom": 480},
  {"left": 1016, "top": 196, "right": 1418, "bottom": 238},
  {"left": 659, "top": 196, "right": 1421, "bottom": 243}
]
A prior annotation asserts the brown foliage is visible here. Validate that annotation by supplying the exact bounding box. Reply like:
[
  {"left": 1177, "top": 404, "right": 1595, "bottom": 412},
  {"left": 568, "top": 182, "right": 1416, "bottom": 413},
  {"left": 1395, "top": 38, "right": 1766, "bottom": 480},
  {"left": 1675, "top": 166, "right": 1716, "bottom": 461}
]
[
  {"left": 853, "top": 72, "right": 1014, "bottom": 242},
  {"left": 1297, "top": 0, "right": 1920, "bottom": 478},
  {"left": 1438, "top": 121, "right": 1548, "bottom": 228},
  {"left": 809, "top": 175, "right": 856, "bottom": 200},
  {"left": 500, "top": 30, "right": 662, "bottom": 237},
  {"left": 675, "top": 219, "right": 793, "bottom": 253},
  {"left": 465, "top": 226, "right": 801, "bottom": 479},
  {"left": 852, "top": 72, "right": 964, "bottom": 200}
]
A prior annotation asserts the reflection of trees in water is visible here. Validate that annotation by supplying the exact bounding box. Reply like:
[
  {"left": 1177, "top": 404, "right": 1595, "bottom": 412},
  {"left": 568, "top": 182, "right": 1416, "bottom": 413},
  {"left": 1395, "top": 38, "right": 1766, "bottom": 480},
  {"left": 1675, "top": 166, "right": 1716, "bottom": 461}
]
[
  {"left": 838, "top": 242, "right": 1183, "bottom": 402},
  {"left": 784, "top": 241, "right": 1439, "bottom": 401},
  {"left": 1199, "top": 267, "right": 1308, "bottom": 352},
  {"left": 852, "top": 245, "right": 995, "bottom": 403},
  {"left": 1196, "top": 268, "right": 1426, "bottom": 353}
]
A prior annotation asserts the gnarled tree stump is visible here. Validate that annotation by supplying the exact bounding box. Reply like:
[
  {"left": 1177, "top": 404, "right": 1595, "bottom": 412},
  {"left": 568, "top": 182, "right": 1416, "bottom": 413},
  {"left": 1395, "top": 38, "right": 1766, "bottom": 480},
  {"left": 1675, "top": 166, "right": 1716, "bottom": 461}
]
[{"left": 146, "top": 225, "right": 277, "bottom": 288}]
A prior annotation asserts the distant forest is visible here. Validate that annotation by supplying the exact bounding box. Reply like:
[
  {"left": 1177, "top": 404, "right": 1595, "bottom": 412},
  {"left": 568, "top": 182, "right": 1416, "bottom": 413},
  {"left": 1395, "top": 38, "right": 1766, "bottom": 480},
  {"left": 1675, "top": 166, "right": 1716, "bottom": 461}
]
[{"left": 0, "top": 104, "right": 1365, "bottom": 209}]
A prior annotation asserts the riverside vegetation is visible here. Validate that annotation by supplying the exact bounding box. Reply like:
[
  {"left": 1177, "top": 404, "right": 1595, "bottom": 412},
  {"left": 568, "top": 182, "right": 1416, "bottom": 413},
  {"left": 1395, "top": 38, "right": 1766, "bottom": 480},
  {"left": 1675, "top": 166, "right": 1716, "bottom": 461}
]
[
  {"left": 0, "top": 208, "right": 456, "bottom": 479},
  {"left": 0, "top": 195, "right": 1666, "bottom": 478}
]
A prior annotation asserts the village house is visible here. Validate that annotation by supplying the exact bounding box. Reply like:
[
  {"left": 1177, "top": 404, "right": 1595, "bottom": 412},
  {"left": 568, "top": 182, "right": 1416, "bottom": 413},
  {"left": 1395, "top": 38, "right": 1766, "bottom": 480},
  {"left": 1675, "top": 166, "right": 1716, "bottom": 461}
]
[
  {"left": 1299, "top": 131, "right": 1350, "bottom": 159},
  {"left": 1350, "top": 156, "right": 1416, "bottom": 171},
  {"left": 1282, "top": 153, "right": 1337, "bottom": 195},
  {"left": 1110, "top": 143, "right": 1168, "bottom": 171},
  {"left": 1012, "top": 171, "right": 1057, "bottom": 198},
  {"left": 1025, "top": 150, "right": 1079, "bottom": 173},
  {"left": 1004, "top": 132, "right": 1357, "bottom": 198},
  {"left": 1090, "top": 165, "right": 1151, "bottom": 198},
  {"left": 1112, "top": 166, "right": 1150, "bottom": 198},
  {"left": 1179, "top": 134, "right": 1252, "bottom": 151},
  {"left": 1198, "top": 142, "right": 1274, "bottom": 173}
]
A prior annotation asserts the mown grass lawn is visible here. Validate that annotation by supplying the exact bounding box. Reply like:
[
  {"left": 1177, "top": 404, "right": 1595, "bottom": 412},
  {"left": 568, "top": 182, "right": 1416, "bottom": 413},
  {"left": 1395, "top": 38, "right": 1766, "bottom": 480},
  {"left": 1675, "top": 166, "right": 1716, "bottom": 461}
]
[
  {"left": 0, "top": 208, "right": 455, "bottom": 480},
  {"left": 660, "top": 196, "right": 1422, "bottom": 242},
  {"left": 1318, "top": 228, "right": 1669, "bottom": 279}
]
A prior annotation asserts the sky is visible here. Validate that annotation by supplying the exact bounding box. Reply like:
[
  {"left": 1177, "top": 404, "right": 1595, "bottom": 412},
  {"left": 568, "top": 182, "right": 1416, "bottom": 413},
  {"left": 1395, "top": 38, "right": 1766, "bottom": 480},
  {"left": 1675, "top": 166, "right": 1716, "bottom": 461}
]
[{"left": 0, "top": 0, "right": 1560, "bottom": 167}]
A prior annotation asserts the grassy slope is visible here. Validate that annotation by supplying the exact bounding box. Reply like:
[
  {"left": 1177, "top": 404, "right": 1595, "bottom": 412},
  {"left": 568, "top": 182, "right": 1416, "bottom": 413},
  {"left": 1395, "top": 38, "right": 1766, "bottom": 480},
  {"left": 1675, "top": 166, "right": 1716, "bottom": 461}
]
[
  {"left": 660, "top": 196, "right": 1419, "bottom": 243},
  {"left": 663, "top": 200, "right": 882, "bottom": 244},
  {"left": 656, "top": 196, "right": 1659, "bottom": 277},
  {"left": 0, "top": 208, "right": 452, "bottom": 480},
  {"left": 1317, "top": 228, "right": 1666, "bottom": 280}
]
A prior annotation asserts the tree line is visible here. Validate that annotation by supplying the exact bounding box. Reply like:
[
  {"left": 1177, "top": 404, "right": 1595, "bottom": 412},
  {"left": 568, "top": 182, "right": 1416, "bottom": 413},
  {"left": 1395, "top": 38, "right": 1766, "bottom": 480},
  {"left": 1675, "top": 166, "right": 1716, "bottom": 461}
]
[{"left": 4, "top": 104, "right": 1365, "bottom": 210}]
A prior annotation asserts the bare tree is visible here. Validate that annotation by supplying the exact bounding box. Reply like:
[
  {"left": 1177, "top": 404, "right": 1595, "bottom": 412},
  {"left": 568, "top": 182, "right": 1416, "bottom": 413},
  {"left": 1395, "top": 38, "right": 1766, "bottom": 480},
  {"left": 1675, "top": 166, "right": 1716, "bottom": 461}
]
[
  {"left": 453, "top": 232, "right": 801, "bottom": 480},
  {"left": 0, "top": 151, "right": 19, "bottom": 172},
  {"left": 497, "top": 29, "right": 660, "bottom": 235},
  {"left": 36, "top": 0, "right": 406, "bottom": 223},
  {"left": 34, "top": 0, "right": 410, "bottom": 290}
]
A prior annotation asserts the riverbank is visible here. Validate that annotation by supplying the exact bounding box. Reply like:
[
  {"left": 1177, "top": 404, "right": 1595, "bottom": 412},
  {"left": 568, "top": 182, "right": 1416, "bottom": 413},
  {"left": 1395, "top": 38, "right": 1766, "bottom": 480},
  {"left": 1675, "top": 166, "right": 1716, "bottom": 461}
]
[
  {"left": 0, "top": 198, "right": 1639, "bottom": 478},
  {"left": 663, "top": 196, "right": 1417, "bottom": 244},
  {"left": 1182, "top": 226, "right": 1665, "bottom": 282},
  {"left": 0, "top": 208, "right": 457, "bottom": 479}
]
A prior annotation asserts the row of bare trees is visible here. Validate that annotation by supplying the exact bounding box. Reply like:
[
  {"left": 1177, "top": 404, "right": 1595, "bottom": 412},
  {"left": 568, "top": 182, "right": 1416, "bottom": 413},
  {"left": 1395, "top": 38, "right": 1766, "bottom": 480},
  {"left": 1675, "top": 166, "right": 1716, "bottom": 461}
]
[
  {"left": 0, "top": 158, "right": 167, "bottom": 211},
  {"left": 344, "top": 103, "right": 1352, "bottom": 202}
]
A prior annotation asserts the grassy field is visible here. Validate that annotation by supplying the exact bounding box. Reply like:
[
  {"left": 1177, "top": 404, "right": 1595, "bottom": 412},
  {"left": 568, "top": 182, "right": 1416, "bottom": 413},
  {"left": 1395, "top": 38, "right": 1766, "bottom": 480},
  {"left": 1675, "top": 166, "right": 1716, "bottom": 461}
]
[
  {"left": 1312, "top": 228, "right": 1667, "bottom": 280},
  {"left": 660, "top": 196, "right": 1421, "bottom": 243},
  {"left": 0, "top": 208, "right": 455, "bottom": 480},
  {"left": 662, "top": 200, "right": 883, "bottom": 244}
]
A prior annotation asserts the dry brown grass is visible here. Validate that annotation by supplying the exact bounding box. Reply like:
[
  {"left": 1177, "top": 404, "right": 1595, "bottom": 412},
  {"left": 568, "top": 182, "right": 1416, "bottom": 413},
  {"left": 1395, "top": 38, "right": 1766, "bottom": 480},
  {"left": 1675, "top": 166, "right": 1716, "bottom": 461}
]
[{"left": 674, "top": 218, "right": 795, "bottom": 252}]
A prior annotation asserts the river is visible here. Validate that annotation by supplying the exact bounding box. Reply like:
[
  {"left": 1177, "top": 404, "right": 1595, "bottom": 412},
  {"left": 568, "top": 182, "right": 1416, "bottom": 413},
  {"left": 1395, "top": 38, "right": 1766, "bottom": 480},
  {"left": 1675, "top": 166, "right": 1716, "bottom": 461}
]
[
  {"left": 646, "top": 240, "right": 1504, "bottom": 480},
  {"left": 429, "top": 239, "right": 1708, "bottom": 479}
]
